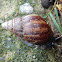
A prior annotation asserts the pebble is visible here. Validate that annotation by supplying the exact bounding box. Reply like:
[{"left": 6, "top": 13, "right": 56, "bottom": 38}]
[{"left": 20, "top": 3, "right": 33, "bottom": 13}]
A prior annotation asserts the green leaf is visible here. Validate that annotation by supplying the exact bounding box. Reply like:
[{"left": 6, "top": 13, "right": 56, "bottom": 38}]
[
  {"left": 50, "top": 13, "right": 62, "bottom": 34},
  {"left": 54, "top": 8, "right": 61, "bottom": 26},
  {"left": 43, "top": 7, "right": 54, "bottom": 18}
]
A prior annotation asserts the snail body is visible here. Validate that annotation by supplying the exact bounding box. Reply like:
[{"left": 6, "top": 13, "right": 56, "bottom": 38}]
[{"left": 2, "top": 14, "right": 53, "bottom": 45}]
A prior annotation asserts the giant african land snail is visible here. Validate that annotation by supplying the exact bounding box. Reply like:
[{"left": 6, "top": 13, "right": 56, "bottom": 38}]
[{"left": 1, "top": 14, "right": 62, "bottom": 48}]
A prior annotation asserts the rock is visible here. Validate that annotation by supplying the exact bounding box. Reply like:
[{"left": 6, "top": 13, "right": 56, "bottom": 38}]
[{"left": 19, "top": 3, "right": 33, "bottom": 13}]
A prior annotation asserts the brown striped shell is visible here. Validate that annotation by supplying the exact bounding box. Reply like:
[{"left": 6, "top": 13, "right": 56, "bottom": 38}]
[
  {"left": 22, "top": 14, "right": 53, "bottom": 44},
  {"left": 2, "top": 14, "right": 53, "bottom": 45}
]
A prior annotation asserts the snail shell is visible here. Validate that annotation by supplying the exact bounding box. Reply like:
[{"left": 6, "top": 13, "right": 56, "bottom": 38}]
[{"left": 2, "top": 14, "right": 53, "bottom": 45}]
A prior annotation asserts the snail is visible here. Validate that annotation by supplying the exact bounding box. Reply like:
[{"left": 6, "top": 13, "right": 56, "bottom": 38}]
[
  {"left": 41, "top": 0, "right": 55, "bottom": 9},
  {"left": 1, "top": 14, "right": 62, "bottom": 48}
]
